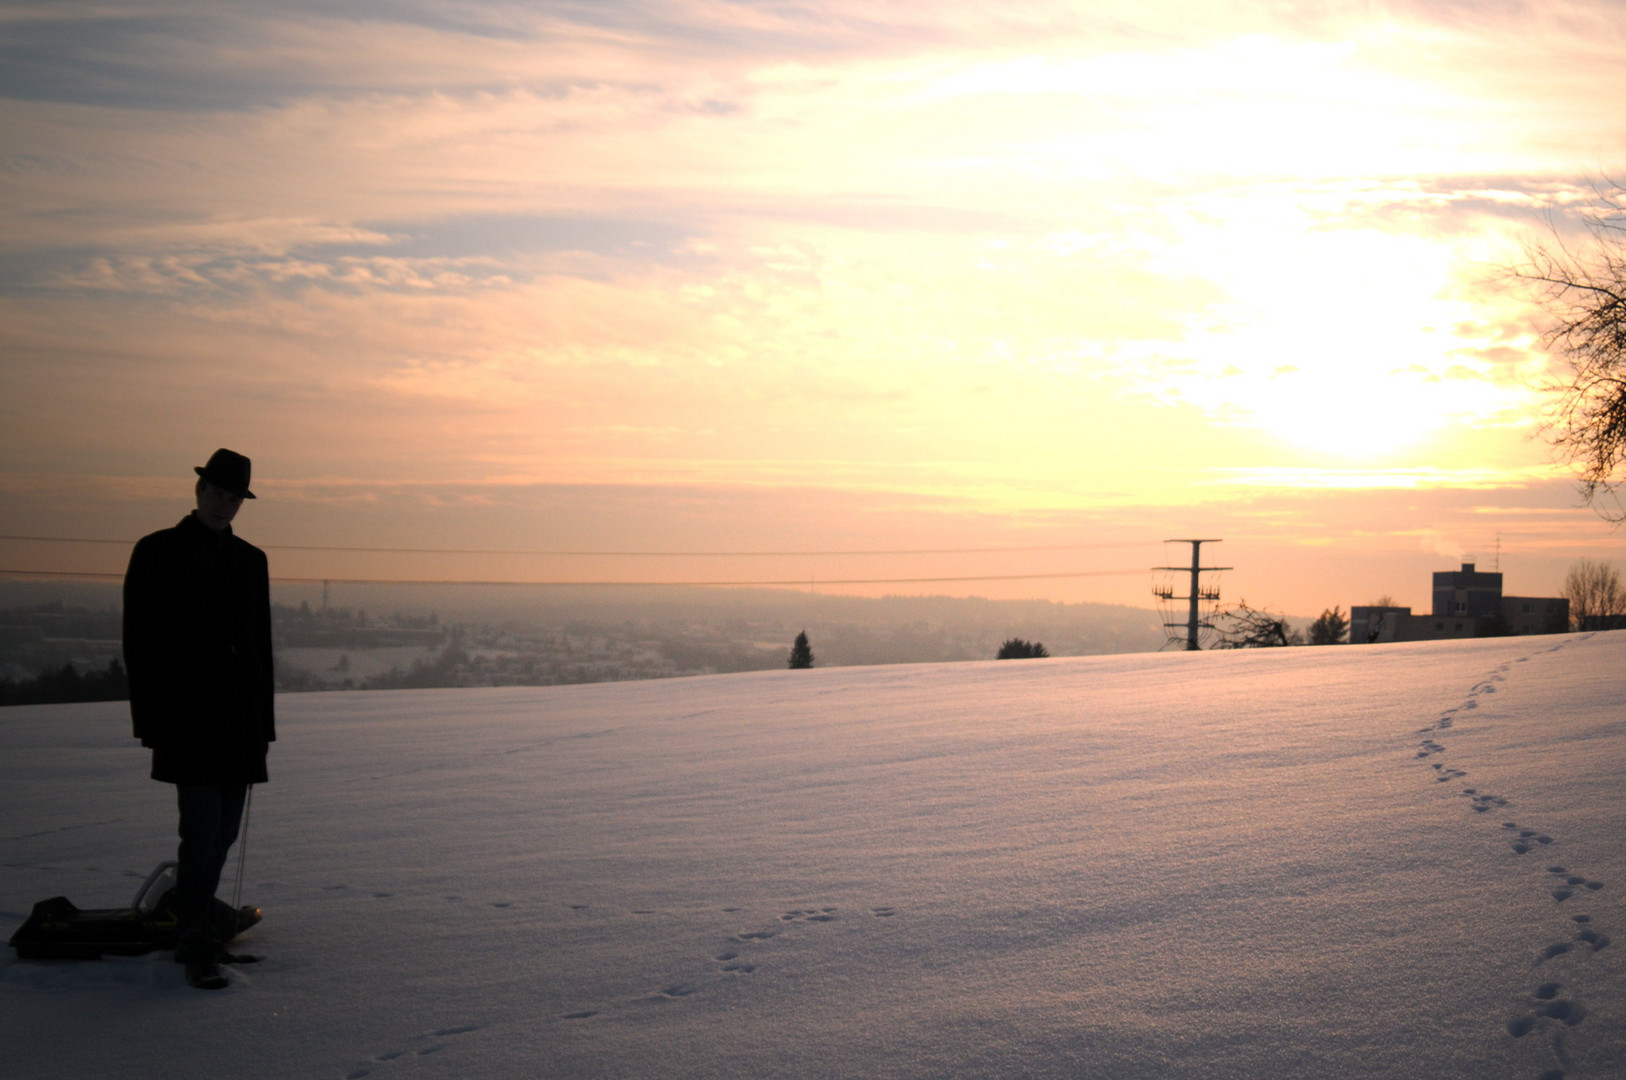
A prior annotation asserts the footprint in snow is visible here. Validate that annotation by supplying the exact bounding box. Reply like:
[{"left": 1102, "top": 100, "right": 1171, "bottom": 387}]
[
  {"left": 1463, "top": 789, "right": 1509, "bottom": 813},
  {"left": 1574, "top": 927, "right": 1611, "bottom": 952},
  {"left": 1507, "top": 980, "right": 1587, "bottom": 1049},
  {"left": 1420, "top": 658, "right": 1610, "bottom": 1079},
  {"left": 1507, "top": 995, "right": 1586, "bottom": 1038},
  {"left": 346, "top": 1025, "right": 482, "bottom": 1077},
  {"left": 1501, "top": 823, "right": 1554, "bottom": 855},
  {"left": 780, "top": 907, "right": 839, "bottom": 923},
  {"left": 1545, "top": 866, "right": 1604, "bottom": 903},
  {"left": 1508, "top": 828, "right": 1552, "bottom": 854},
  {"left": 1563, "top": 912, "right": 1608, "bottom": 945}
]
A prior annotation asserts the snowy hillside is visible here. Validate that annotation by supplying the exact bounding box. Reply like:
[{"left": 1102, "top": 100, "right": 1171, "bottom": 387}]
[{"left": 2, "top": 633, "right": 1623, "bottom": 1080}]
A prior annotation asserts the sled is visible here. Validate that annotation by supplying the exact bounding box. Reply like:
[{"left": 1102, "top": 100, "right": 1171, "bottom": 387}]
[{"left": 7, "top": 861, "right": 261, "bottom": 960}]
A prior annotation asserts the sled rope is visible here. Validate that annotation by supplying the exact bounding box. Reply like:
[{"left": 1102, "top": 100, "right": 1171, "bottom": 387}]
[{"left": 231, "top": 784, "right": 254, "bottom": 913}]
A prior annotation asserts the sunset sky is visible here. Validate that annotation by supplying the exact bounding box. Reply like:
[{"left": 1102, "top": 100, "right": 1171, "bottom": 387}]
[{"left": 3, "top": 0, "right": 1625, "bottom": 617}]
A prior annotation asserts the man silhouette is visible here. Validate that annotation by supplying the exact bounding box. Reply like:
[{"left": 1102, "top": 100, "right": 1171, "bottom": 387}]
[{"left": 123, "top": 449, "right": 275, "bottom": 989}]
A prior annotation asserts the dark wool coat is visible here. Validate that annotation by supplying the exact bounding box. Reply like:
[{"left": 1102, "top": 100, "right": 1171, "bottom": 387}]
[{"left": 123, "top": 513, "right": 275, "bottom": 785}]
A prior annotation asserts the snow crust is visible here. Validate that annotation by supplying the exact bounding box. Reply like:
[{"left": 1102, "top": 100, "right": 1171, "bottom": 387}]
[{"left": 3, "top": 632, "right": 1623, "bottom": 1079}]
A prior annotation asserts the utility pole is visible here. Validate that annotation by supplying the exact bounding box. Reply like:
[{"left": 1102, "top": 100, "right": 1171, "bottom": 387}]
[{"left": 1153, "top": 539, "right": 1231, "bottom": 651}]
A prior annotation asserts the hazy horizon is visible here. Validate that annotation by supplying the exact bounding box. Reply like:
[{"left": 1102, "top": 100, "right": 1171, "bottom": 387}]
[{"left": 4, "top": 1, "right": 1625, "bottom": 613}]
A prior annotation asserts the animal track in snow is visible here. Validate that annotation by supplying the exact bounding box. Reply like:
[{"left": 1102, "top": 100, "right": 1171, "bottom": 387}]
[
  {"left": 1542, "top": 923, "right": 1612, "bottom": 958},
  {"left": 655, "top": 984, "right": 696, "bottom": 999},
  {"left": 1411, "top": 644, "right": 1612, "bottom": 1080},
  {"left": 1506, "top": 975, "right": 1587, "bottom": 1070},
  {"left": 644, "top": 905, "right": 850, "bottom": 998},
  {"left": 780, "top": 907, "right": 839, "bottom": 923},
  {"left": 1504, "top": 825, "right": 1554, "bottom": 854},
  {"left": 344, "top": 1024, "right": 483, "bottom": 1078},
  {"left": 1506, "top": 988, "right": 1586, "bottom": 1038},
  {"left": 560, "top": 901, "right": 880, "bottom": 1020},
  {"left": 1575, "top": 928, "right": 1610, "bottom": 952},
  {"left": 1544, "top": 865, "right": 1605, "bottom": 904},
  {"left": 1463, "top": 787, "right": 1507, "bottom": 807},
  {"left": 1463, "top": 788, "right": 1509, "bottom": 813}
]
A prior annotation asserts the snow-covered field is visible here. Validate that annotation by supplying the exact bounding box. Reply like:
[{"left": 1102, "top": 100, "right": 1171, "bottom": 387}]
[{"left": 2, "top": 632, "right": 1623, "bottom": 1080}]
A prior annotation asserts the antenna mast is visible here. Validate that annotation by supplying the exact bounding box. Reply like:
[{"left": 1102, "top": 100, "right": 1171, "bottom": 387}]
[{"left": 1153, "top": 539, "right": 1231, "bottom": 651}]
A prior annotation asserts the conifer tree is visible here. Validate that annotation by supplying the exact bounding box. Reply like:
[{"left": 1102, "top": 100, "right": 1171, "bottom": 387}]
[{"left": 1309, "top": 606, "right": 1349, "bottom": 645}]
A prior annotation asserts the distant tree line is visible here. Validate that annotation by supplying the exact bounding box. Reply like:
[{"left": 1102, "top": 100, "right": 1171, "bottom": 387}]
[
  {"left": 360, "top": 641, "right": 474, "bottom": 689},
  {"left": 0, "top": 658, "right": 128, "bottom": 707},
  {"left": 1562, "top": 558, "right": 1624, "bottom": 629}
]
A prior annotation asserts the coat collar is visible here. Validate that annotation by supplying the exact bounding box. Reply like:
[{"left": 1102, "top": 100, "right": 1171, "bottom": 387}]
[{"left": 179, "top": 511, "right": 234, "bottom": 543}]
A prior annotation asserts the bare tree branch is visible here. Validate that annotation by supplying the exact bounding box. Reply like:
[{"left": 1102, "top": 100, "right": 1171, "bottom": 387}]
[
  {"left": 1212, "top": 601, "right": 1300, "bottom": 648},
  {"left": 1506, "top": 182, "right": 1626, "bottom": 522},
  {"left": 1560, "top": 558, "right": 1624, "bottom": 629}
]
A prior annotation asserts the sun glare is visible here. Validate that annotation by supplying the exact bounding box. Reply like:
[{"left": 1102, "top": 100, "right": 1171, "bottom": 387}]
[{"left": 1117, "top": 197, "right": 1534, "bottom": 460}]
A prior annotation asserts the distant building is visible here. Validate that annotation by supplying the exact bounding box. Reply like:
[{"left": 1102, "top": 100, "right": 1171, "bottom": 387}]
[{"left": 1350, "top": 563, "right": 1569, "bottom": 644}]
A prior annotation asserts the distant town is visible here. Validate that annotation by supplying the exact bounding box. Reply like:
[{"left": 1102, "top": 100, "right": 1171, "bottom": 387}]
[
  {"left": 0, "top": 582, "right": 1170, "bottom": 704},
  {"left": 2, "top": 552, "right": 1618, "bottom": 707}
]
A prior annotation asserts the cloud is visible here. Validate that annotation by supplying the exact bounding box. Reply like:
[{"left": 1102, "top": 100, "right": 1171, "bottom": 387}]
[{"left": 3, "top": 0, "right": 1625, "bottom": 613}]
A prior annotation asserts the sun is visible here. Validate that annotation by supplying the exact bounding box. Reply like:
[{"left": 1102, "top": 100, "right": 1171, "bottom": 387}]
[{"left": 1130, "top": 205, "right": 1531, "bottom": 460}]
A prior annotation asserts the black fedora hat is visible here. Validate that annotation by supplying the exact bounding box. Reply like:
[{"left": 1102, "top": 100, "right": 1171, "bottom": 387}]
[{"left": 194, "top": 448, "right": 256, "bottom": 499}]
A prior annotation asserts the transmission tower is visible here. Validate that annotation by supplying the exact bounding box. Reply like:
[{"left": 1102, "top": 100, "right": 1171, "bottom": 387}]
[{"left": 1153, "top": 539, "right": 1230, "bottom": 651}]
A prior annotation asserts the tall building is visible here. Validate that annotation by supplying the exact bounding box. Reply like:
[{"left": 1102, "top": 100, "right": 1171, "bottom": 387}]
[
  {"left": 1350, "top": 563, "right": 1568, "bottom": 644},
  {"left": 1432, "top": 563, "right": 1503, "bottom": 621}
]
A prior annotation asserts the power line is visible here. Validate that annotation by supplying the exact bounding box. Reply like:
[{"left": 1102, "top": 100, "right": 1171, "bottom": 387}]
[
  {"left": 0, "top": 567, "right": 1149, "bottom": 588},
  {"left": 0, "top": 535, "right": 1149, "bottom": 557}
]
